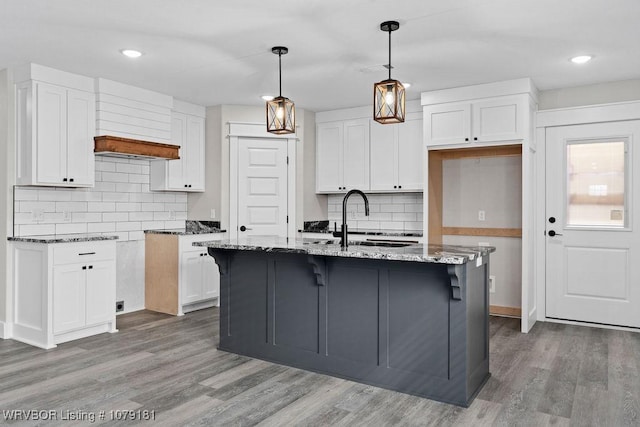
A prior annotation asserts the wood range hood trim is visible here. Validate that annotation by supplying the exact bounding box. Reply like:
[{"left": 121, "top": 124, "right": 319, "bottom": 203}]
[{"left": 94, "top": 135, "right": 180, "bottom": 160}]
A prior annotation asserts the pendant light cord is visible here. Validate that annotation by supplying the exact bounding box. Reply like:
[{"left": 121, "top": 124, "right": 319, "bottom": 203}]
[
  {"left": 388, "top": 29, "right": 392, "bottom": 80},
  {"left": 279, "top": 52, "right": 282, "bottom": 97}
]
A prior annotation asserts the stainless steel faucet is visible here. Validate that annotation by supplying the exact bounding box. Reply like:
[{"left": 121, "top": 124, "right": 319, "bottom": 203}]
[{"left": 333, "top": 189, "right": 369, "bottom": 249}]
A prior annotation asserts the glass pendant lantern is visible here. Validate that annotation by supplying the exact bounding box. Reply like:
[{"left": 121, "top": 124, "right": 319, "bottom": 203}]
[
  {"left": 373, "top": 21, "right": 405, "bottom": 124},
  {"left": 266, "top": 46, "right": 295, "bottom": 134}
]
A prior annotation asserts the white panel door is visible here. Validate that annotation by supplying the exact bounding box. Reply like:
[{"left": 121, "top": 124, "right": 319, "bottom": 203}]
[
  {"left": 546, "top": 120, "right": 640, "bottom": 328},
  {"left": 316, "top": 122, "right": 343, "bottom": 192},
  {"left": 66, "top": 88, "right": 95, "bottom": 186},
  {"left": 85, "top": 261, "right": 115, "bottom": 326},
  {"left": 342, "top": 119, "right": 369, "bottom": 191},
  {"left": 36, "top": 82, "right": 67, "bottom": 185},
  {"left": 370, "top": 119, "right": 396, "bottom": 191},
  {"left": 168, "top": 113, "right": 186, "bottom": 190},
  {"left": 237, "top": 137, "right": 288, "bottom": 237},
  {"left": 181, "top": 251, "right": 203, "bottom": 305},
  {"left": 53, "top": 264, "right": 85, "bottom": 334},
  {"left": 424, "top": 103, "right": 470, "bottom": 146},
  {"left": 397, "top": 115, "right": 424, "bottom": 190}
]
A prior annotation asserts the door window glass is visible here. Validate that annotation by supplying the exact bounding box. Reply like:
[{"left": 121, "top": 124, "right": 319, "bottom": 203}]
[{"left": 566, "top": 140, "right": 627, "bottom": 227}]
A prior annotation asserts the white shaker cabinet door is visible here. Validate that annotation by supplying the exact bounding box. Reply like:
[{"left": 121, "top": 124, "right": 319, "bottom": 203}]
[
  {"left": 424, "top": 102, "right": 471, "bottom": 147},
  {"left": 185, "top": 115, "right": 205, "bottom": 191},
  {"left": 53, "top": 264, "right": 86, "bottom": 334},
  {"left": 202, "top": 255, "right": 220, "bottom": 301},
  {"left": 369, "top": 120, "right": 397, "bottom": 191},
  {"left": 316, "top": 121, "right": 343, "bottom": 192},
  {"left": 85, "top": 261, "right": 115, "bottom": 327},
  {"left": 181, "top": 251, "right": 204, "bottom": 305},
  {"left": 35, "top": 82, "right": 67, "bottom": 185},
  {"left": 397, "top": 116, "right": 424, "bottom": 190},
  {"left": 472, "top": 96, "right": 525, "bottom": 142},
  {"left": 65, "top": 88, "right": 95, "bottom": 186},
  {"left": 167, "top": 113, "right": 186, "bottom": 190},
  {"left": 342, "top": 119, "right": 369, "bottom": 191}
]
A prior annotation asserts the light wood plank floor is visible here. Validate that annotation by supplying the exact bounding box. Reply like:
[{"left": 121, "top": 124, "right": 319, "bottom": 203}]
[{"left": 1, "top": 308, "right": 639, "bottom": 426}]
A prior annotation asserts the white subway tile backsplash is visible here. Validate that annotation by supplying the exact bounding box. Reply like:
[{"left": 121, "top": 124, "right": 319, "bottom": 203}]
[
  {"left": 102, "top": 192, "right": 129, "bottom": 202},
  {"left": 56, "top": 223, "right": 88, "bottom": 235},
  {"left": 327, "top": 193, "right": 423, "bottom": 233},
  {"left": 14, "top": 157, "right": 188, "bottom": 241},
  {"left": 116, "top": 163, "right": 143, "bottom": 174},
  {"left": 102, "top": 172, "right": 130, "bottom": 183},
  {"left": 88, "top": 202, "right": 116, "bottom": 212},
  {"left": 55, "top": 202, "right": 88, "bottom": 212},
  {"left": 103, "top": 212, "right": 129, "bottom": 222},
  {"left": 88, "top": 222, "right": 116, "bottom": 233}
]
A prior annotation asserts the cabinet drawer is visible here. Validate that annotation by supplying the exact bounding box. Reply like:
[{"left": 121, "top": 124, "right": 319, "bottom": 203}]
[
  {"left": 53, "top": 242, "right": 116, "bottom": 265},
  {"left": 179, "top": 233, "right": 226, "bottom": 252}
]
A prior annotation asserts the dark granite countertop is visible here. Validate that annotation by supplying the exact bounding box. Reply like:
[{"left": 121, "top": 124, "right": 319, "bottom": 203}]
[
  {"left": 8, "top": 233, "right": 119, "bottom": 244},
  {"left": 194, "top": 236, "right": 494, "bottom": 265}
]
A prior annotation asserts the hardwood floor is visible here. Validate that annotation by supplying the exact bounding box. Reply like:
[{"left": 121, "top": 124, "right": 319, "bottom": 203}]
[{"left": 1, "top": 308, "right": 639, "bottom": 426}]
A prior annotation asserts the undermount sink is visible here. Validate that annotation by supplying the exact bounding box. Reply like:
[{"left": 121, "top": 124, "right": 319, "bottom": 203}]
[
  {"left": 353, "top": 241, "right": 414, "bottom": 248},
  {"left": 307, "top": 239, "right": 413, "bottom": 248}
]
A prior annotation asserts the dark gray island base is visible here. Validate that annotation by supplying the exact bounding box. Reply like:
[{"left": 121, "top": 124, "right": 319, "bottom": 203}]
[{"left": 196, "top": 237, "right": 494, "bottom": 407}]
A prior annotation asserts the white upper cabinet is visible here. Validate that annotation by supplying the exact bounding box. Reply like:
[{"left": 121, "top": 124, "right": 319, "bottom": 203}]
[
  {"left": 316, "top": 118, "right": 369, "bottom": 193},
  {"left": 424, "top": 95, "right": 526, "bottom": 147},
  {"left": 15, "top": 65, "right": 95, "bottom": 187},
  {"left": 150, "top": 100, "right": 206, "bottom": 192},
  {"left": 370, "top": 113, "right": 423, "bottom": 192}
]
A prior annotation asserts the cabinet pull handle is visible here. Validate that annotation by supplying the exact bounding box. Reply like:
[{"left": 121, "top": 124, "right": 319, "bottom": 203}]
[
  {"left": 88, "top": 265, "right": 93, "bottom": 269},
  {"left": 79, "top": 252, "right": 96, "bottom": 256},
  {"left": 69, "top": 178, "right": 74, "bottom": 182},
  {"left": 82, "top": 266, "right": 87, "bottom": 270}
]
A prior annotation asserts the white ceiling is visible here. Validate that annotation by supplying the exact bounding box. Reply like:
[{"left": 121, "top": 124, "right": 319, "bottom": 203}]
[{"left": 1, "top": 0, "right": 639, "bottom": 112}]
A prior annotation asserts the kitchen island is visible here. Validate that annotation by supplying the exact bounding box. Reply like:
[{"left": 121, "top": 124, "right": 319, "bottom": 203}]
[{"left": 194, "top": 236, "right": 494, "bottom": 407}]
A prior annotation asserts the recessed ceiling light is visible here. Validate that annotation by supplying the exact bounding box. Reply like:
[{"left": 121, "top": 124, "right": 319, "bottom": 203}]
[
  {"left": 570, "top": 55, "right": 592, "bottom": 64},
  {"left": 402, "top": 82, "right": 411, "bottom": 89},
  {"left": 120, "top": 49, "right": 143, "bottom": 58},
  {"left": 261, "top": 95, "right": 275, "bottom": 101}
]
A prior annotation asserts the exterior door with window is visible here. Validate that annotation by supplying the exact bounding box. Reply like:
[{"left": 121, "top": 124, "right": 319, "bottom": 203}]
[{"left": 545, "top": 120, "right": 640, "bottom": 328}]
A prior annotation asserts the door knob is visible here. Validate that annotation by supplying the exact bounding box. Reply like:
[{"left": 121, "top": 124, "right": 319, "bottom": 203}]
[
  {"left": 548, "top": 217, "right": 556, "bottom": 223},
  {"left": 548, "top": 230, "right": 563, "bottom": 237},
  {"left": 240, "top": 225, "right": 252, "bottom": 232}
]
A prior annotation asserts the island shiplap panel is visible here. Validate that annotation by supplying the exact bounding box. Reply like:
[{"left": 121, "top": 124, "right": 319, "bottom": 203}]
[{"left": 95, "top": 78, "right": 172, "bottom": 144}]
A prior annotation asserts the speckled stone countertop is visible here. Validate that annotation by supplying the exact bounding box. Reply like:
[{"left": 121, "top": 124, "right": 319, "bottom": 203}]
[
  {"left": 8, "top": 233, "right": 119, "bottom": 244},
  {"left": 145, "top": 220, "right": 226, "bottom": 235},
  {"left": 194, "top": 236, "right": 494, "bottom": 265},
  {"left": 299, "top": 220, "right": 422, "bottom": 237}
]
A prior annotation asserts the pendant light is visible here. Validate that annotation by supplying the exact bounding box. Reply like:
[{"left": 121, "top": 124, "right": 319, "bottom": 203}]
[
  {"left": 373, "top": 21, "right": 405, "bottom": 124},
  {"left": 266, "top": 46, "right": 295, "bottom": 134}
]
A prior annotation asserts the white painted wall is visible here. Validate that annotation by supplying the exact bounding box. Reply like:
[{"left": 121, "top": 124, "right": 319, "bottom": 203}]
[
  {"left": 539, "top": 79, "right": 640, "bottom": 110},
  {"left": 0, "top": 69, "right": 13, "bottom": 335},
  {"left": 442, "top": 156, "right": 522, "bottom": 309},
  {"left": 301, "top": 110, "right": 328, "bottom": 223}
]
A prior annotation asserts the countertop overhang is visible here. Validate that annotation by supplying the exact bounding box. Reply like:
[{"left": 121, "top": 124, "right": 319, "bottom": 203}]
[{"left": 194, "top": 236, "right": 494, "bottom": 265}]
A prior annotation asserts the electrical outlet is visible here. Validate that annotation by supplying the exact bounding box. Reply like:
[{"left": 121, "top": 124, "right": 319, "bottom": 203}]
[
  {"left": 489, "top": 275, "right": 496, "bottom": 293},
  {"left": 210, "top": 209, "right": 216, "bottom": 219},
  {"left": 63, "top": 211, "right": 72, "bottom": 222},
  {"left": 115, "top": 300, "right": 124, "bottom": 312},
  {"left": 478, "top": 210, "right": 486, "bottom": 221},
  {"left": 32, "top": 208, "right": 44, "bottom": 223}
]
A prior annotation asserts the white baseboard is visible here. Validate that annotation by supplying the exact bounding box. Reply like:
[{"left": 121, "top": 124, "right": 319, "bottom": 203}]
[
  {"left": 117, "top": 305, "right": 145, "bottom": 316},
  {"left": 0, "top": 321, "right": 12, "bottom": 339}
]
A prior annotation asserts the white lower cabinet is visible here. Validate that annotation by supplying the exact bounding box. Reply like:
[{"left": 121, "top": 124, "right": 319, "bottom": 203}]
[
  {"left": 11, "top": 240, "right": 117, "bottom": 349},
  {"left": 145, "top": 233, "right": 223, "bottom": 316}
]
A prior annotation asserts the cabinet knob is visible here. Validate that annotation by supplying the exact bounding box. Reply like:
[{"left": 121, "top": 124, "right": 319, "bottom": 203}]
[
  {"left": 394, "top": 185, "right": 397, "bottom": 189},
  {"left": 549, "top": 217, "right": 556, "bottom": 223},
  {"left": 184, "top": 185, "right": 188, "bottom": 188},
  {"left": 82, "top": 266, "right": 87, "bottom": 270},
  {"left": 69, "top": 178, "right": 74, "bottom": 182},
  {"left": 188, "top": 184, "right": 192, "bottom": 188},
  {"left": 399, "top": 185, "right": 402, "bottom": 189},
  {"left": 465, "top": 138, "right": 469, "bottom": 142},
  {"left": 474, "top": 137, "right": 478, "bottom": 141},
  {"left": 88, "top": 265, "right": 93, "bottom": 269},
  {"left": 63, "top": 178, "right": 68, "bottom": 182}
]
